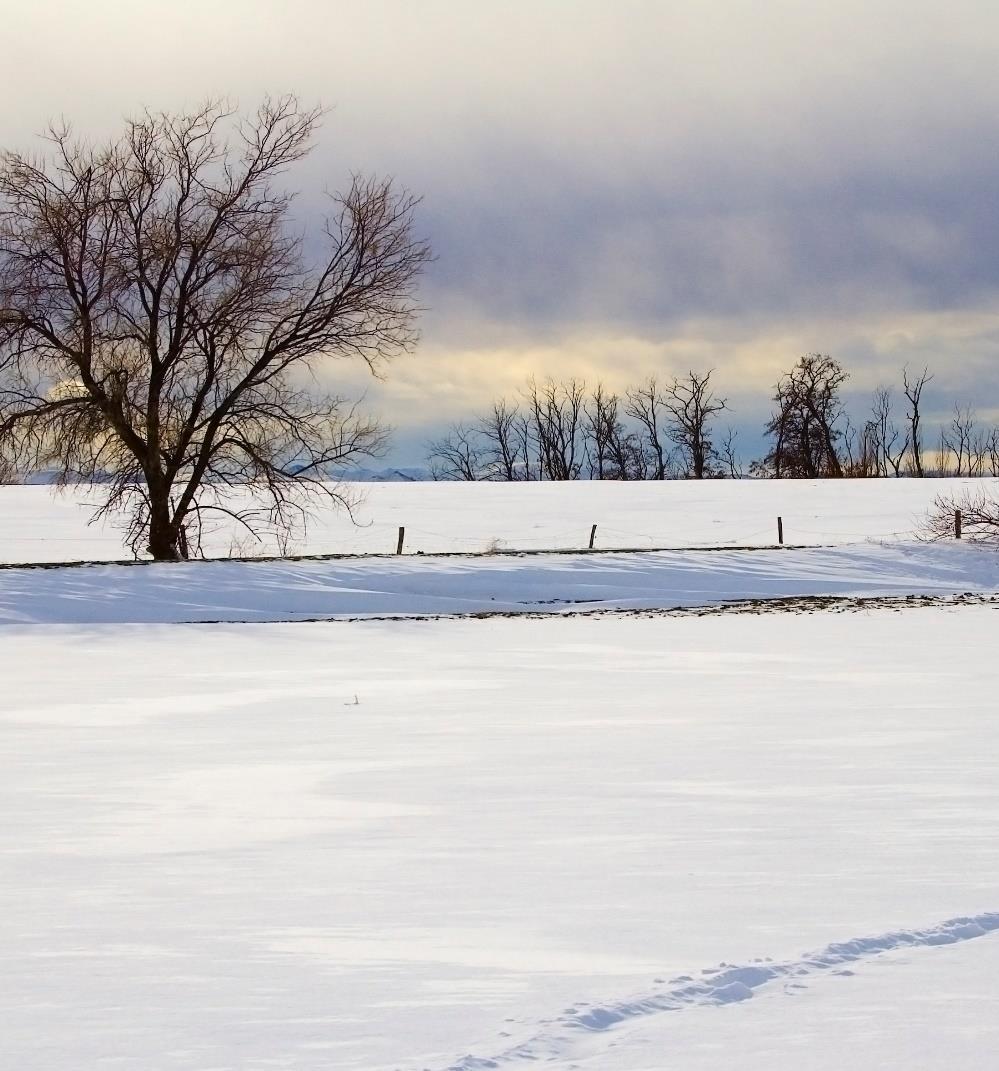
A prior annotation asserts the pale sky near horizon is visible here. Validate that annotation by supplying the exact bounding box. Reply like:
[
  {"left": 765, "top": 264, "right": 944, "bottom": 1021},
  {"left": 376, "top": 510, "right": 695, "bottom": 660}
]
[{"left": 5, "top": 0, "right": 999, "bottom": 463}]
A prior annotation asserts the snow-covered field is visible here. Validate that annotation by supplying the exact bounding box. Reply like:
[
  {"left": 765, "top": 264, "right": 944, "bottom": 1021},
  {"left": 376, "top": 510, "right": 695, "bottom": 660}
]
[
  {"left": 1, "top": 541, "right": 999, "bottom": 624},
  {"left": 0, "top": 477, "right": 992, "bottom": 562},
  {"left": 3, "top": 479, "right": 999, "bottom": 1069},
  {"left": 3, "top": 611, "right": 999, "bottom": 1069}
]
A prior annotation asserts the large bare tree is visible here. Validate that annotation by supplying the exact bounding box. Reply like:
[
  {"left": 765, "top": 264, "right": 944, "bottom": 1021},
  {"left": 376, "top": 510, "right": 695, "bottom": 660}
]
[{"left": 0, "top": 97, "right": 430, "bottom": 559}]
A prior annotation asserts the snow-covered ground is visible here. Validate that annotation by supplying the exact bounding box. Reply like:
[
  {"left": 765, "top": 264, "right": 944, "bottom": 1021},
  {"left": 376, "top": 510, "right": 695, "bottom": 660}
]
[
  {"left": 4, "top": 479, "right": 998, "bottom": 1068},
  {"left": 0, "top": 477, "right": 992, "bottom": 562},
  {"left": 3, "top": 610, "right": 999, "bottom": 1069},
  {"left": 1, "top": 541, "right": 998, "bottom": 623}
]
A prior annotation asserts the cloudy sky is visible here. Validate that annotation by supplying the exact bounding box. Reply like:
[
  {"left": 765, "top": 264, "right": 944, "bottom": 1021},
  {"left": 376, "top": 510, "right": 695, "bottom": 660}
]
[{"left": 6, "top": 0, "right": 999, "bottom": 463}]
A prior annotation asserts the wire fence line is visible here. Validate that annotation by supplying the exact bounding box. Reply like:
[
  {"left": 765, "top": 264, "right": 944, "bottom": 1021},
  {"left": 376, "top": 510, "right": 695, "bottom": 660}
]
[
  {"left": 341, "top": 517, "right": 926, "bottom": 557},
  {"left": 1, "top": 512, "right": 936, "bottom": 567}
]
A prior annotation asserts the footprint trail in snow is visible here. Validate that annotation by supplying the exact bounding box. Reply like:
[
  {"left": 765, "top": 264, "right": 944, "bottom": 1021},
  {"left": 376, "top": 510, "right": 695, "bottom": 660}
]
[{"left": 437, "top": 911, "right": 999, "bottom": 1071}]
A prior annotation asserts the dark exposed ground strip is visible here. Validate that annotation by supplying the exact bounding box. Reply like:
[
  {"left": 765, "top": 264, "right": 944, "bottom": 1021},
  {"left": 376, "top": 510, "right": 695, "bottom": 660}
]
[{"left": 185, "top": 590, "right": 999, "bottom": 626}]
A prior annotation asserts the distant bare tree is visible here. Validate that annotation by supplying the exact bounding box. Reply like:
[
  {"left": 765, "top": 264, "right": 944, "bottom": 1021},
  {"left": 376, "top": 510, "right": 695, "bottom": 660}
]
[
  {"left": 902, "top": 366, "right": 932, "bottom": 477},
  {"left": 758, "top": 354, "right": 847, "bottom": 478},
  {"left": 479, "top": 399, "right": 529, "bottom": 480},
  {"left": 663, "top": 370, "right": 727, "bottom": 479},
  {"left": 0, "top": 98, "right": 430, "bottom": 558},
  {"left": 970, "top": 428, "right": 990, "bottom": 477},
  {"left": 842, "top": 417, "right": 878, "bottom": 477},
  {"left": 933, "top": 432, "right": 951, "bottom": 477},
  {"left": 584, "top": 383, "right": 643, "bottom": 479},
  {"left": 610, "top": 428, "right": 648, "bottom": 480},
  {"left": 584, "top": 383, "right": 615, "bottom": 480},
  {"left": 526, "top": 377, "right": 584, "bottom": 480},
  {"left": 985, "top": 428, "right": 999, "bottom": 476},
  {"left": 941, "top": 405, "right": 977, "bottom": 476},
  {"left": 870, "top": 386, "right": 908, "bottom": 476},
  {"left": 427, "top": 401, "right": 535, "bottom": 482},
  {"left": 426, "top": 423, "right": 482, "bottom": 481},
  {"left": 513, "top": 410, "right": 535, "bottom": 481},
  {"left": 720, "top": 426, "right": 743, "bottom": 478},
  {"left": 625, "top": 377, "right": 669, "bottom": 479}
]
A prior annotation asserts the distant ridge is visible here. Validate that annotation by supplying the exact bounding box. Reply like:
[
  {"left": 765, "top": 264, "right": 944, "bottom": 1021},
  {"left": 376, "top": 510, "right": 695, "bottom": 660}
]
[
  {"left": 324, "top": 465, "right": 431, "bottom": 482},
  {"left": 7, "top": 465, "right": 434, "bottom": 486}
]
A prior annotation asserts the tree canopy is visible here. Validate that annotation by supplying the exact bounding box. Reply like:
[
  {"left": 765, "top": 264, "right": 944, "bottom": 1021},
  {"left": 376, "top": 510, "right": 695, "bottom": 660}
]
[{"left": 0, "top": 97, "right": 430, "bottom": 558}]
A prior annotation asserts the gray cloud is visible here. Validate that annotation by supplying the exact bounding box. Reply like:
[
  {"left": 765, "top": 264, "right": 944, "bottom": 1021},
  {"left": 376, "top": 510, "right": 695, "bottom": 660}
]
[{"left": 6, "top": 0, "right": 999, "bottom": 461}]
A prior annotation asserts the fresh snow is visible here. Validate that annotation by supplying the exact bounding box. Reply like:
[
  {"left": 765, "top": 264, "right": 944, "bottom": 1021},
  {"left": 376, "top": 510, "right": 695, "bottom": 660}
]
[
  {"left": 3, "top": 478, "right": 999, "bottom": 1069},
  {"left": 0, "top": 476, "right": 993, "bottom": 562},
  {"left": 2, "top": 609, "right": 999, "bottom": 1069},
  {"left": 1, "top": 541, "right": 998, "bottom": 624}
]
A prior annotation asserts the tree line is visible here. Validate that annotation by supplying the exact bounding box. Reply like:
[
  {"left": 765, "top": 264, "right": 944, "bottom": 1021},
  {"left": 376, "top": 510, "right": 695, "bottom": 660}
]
[{"left": 427, "top": 354, "right": 996, "bottom": 480}]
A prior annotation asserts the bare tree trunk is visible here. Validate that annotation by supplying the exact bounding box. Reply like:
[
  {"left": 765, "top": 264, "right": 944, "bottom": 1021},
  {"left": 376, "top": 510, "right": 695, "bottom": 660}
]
[{"left": 146, "top": 484, "right": 183, "bottom": 560}]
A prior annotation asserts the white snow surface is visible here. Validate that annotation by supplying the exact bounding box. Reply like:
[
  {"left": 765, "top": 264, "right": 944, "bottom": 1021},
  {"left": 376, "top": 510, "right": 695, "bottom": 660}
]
[
  {"left": 0, "top": 541, "right": 997, "bottom": 624},
  {"left": 4, "top": 478, "right": 999, "bottom": 1067},
  {"left": 0, "top": 476, "right": 992, "bottom": 562},
  {"left": 3, "top": 609, "right": 999, "bottom": 1069}
]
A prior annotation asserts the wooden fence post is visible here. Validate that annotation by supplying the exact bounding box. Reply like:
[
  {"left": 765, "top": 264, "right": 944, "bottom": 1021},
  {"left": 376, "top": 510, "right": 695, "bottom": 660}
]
[
  {"left": 396, "top": 526, "right": 405, "bottom": 554},
  {"left": 777, "top": 516, "right": 784, "bottom": 545},
  {"left": 589, "top": 523, "right": 597, "bottom": 550},
  {"left": 955, "top": 509, "right": 962, "bottom": 540}
]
